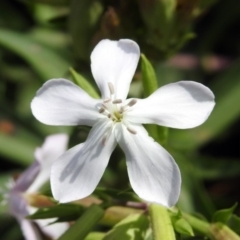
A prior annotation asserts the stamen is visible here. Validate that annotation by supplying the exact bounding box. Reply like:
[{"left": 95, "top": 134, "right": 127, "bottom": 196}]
[
  {"left": 104, "top": 98, "right": 111, "bottom": 103},
  {"left": 119, "top": 106, "right": 124, "bottom": 113},
  {"left": 108, "top": 113, "right": 111, "bottom": 118},
  {"left": 112, "top": 99, "right": 122, "bottom": 104},
  {"left": 102, "top": 103, "right": 108, "bottom": 109},
  {"left": 127, "top": 127, "right": 137, "bottom": 134},
  {"left": 108, "top": 82, "right": 115, "bottom": 95},
  {"left": 99, "top": 108, "right": 105, "bottom": 113},
  {"left": 128, "top": 99, "right": 137, "bottom": 107}
]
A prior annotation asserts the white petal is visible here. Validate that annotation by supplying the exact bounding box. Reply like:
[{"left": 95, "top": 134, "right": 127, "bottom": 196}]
[
  {"left": 27, "top": 134, "right": 69, "bottom": 193},
  {"left": 116, "top": 124, "right": 181, "bottom": 207},
  {"left": 9, "top": 191, "right": 29, "bottom": 219},
  {"left": 36, "top": 219, "right": 68, "bottom": 239},
  {"left": 26, "top": 206, "right": 69, "bottom": 239},
  {"left": 14, "top": 161, "right": 40, "bottom": 192},
  {"left": 31, "top": 79, "right": 101, "bottom": 126},
  {"left": 51, "top": 119, "right": 117, "bottom": 203},
  {"left": 19, "top": 219, "right": 41, "bottom": 240},
  {"left": 126, "top": 81, "right": 215, "bottom": 129},
  {"left": 91, "top": 39, "right": 140, "bottom": 100}
]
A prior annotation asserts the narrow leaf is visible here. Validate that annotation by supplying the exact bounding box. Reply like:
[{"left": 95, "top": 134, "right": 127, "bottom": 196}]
[
  {"left": 212, "top": 203, "right": 237, "bottom": 224},
  {"left": 140, "top": 54, "right": 168, "bottom": 144},
  {"left": 69, "top": 67, "right": 99, "bottom": 99},
  {"left": 85, "top": 232, "right": 105, "bottom": 240},
  {"left": 58, "top": 204, "right": 104, "bottom": 240},
  {"left": 27, "top": 204, "right": 84, "bottom": 221},
  {"left": 229, "top": 214, "right": 240, "bottom": 234},
  {"left": 174, "top": 219, "right": 194, "bottom": 236},
  {"left": 140, "top": 54, "right": 158, "bottom": 97},
  {"left": 103, "top": 213, "right": 149, "bottom": 240}
]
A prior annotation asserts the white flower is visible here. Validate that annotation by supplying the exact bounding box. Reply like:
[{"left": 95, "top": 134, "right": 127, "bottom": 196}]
[
  {"left": 31, "top": 39, "right": 215, "bottom": 207},
  {"left": 7, "top": 134, "right": 69, "bottom": 240}
]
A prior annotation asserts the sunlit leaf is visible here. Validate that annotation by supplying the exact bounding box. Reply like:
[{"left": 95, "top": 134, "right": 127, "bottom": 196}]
[
  {"left": 84, "top": 232, "right": 105, "bottom": 240},
  {"left": 103, "top": 213, "right": 149, "bottom": 240},
  {"left": 174, "top": 218, "right": 194, "bottom": 236},
  {"left": 140, "top": 54, "right": 168, "bottom": 144},
  {"left": 69, "top": 68, "right": 99, "bottom": 99}
]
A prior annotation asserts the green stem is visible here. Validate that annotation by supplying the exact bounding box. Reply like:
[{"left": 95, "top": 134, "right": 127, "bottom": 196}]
[
  {"left": 149, "top": 204, "right": 175, "bottom": 240},
  {"left": 182, "top": 213, "right": 212, "bottom": 238}
]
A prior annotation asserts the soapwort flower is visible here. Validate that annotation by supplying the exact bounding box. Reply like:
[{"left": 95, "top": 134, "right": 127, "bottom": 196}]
[
  {"left": 4, "top": 134, "right": 69, "bottom": 240},
  {"left": 31, "top": 39, "right": 215, "bottom": 207}
]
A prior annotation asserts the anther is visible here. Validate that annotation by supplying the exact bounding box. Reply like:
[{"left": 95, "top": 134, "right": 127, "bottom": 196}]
[
  {"left": 127, "top": 127, "right": 137, "bottom": 134},
  {"left": 108, "top": 82, "right": 115, "bottom": 95},
  {"left": 104, "top": 98, "right": 111, "bottom": 103},
  {"left": 108, "top": 113, "right": 111, "bottom": 118},
  {"left": 128, "top": 99, "right": 137, "bottom": 107},
  {"left": 112, "top": 99, "right": 122, "bottom": 104},
  {"left": 119, "top": 106, "right": 124, "bottom": 113},
  {"left": 102, "top": 103, "right": 108, "bottom": 109},
  {"left": 99, "top": 108, "right": 105, "bottom": 113}
]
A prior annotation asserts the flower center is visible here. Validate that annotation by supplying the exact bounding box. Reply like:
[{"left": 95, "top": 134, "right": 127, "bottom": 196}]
[
  {"left": 98, "top": 82, "right": 138, "bottom": 141},
  {"left": 113, "top": 111, "right": 122, "bottom": 122}
]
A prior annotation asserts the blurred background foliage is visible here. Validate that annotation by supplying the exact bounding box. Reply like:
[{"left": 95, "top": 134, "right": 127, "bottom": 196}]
[{"left": 1, "top": 0, "right": 240, "bottom": 239}]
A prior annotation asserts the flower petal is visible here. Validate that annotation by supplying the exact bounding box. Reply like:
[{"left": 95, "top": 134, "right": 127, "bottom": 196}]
[
  {"left": 31, "top": 79, "right": 101, "bottom": 126},
  {"left": 51, "top": 119, "right": 117, "bottom": 203},
  {"left": 116, "top": 124, "right": 181, "bottom": 207},
  {"left": 14, "top": 161, "right": 40, "bottom": 192},
  {"left": 19, "top": 219, "right": 41, "bottom": 240},
  {"left": 9, "top": 191, "right": 29, "bottom": 219},
  {"left": 27, "top": 134, "right": 69, "bottom": 193},
  {"left": 126, "top": 81, "right": 215, "bottom": 129},
  {"left": 35, "top": 219, "right": 68, "bottom": 239},
  {"left": 91, "top": 39, "right": 140, "bottom": 100}
]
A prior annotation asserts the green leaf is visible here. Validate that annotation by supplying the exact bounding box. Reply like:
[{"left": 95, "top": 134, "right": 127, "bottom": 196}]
[
  {"left": 182, "top": 212, "right": 211, "bottom": 237},
  {"left": 103, "top": 213, "right": 149, "bottom": 240},
  {"left": 69, "top": 67, "right": 100, "bottom": 99},
  {"left": 84, "top": 232, "right": 105, "bottom": 240},
  {"left": 27, "top": 204, "right": 84, "bottom": 221},
  {"left": 169, "top": 210, "right": 194, "bottom": 236},
  {"left": 94, "top": 187, "right": 140, "bottom": 202},
  {"left": 140, "top": 54, "right": 158, "bottom": 97},
  {"left": 140, "top": 54, "right": 168, "bottom": 144},
  {"left": 212, "top": 203, "right": 238, "bottom": 224},
  {"left": 174, "top": 219, "right": 194, "bottom": 236},
  {"left": 229, "top": 214, "right": 240, "bottom": 234},
  {"left": 0, "top": 28, "right": 70, "bottom": 80},
  {"left": 58, "top": 204, "right": 104, "bottom": 240}
]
